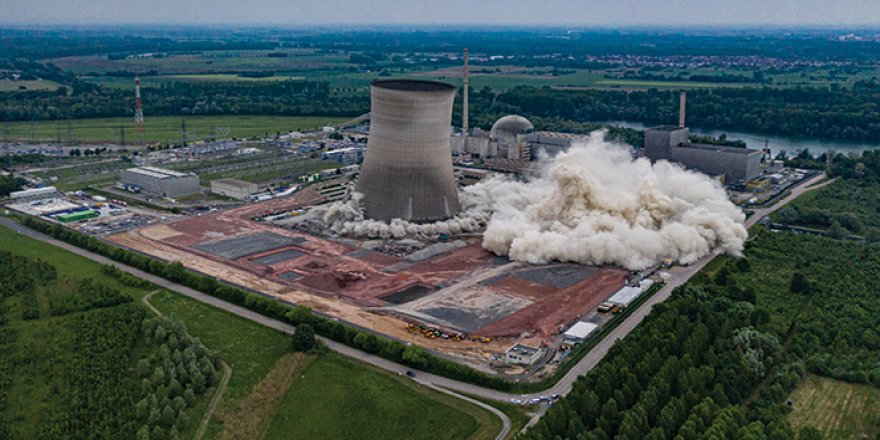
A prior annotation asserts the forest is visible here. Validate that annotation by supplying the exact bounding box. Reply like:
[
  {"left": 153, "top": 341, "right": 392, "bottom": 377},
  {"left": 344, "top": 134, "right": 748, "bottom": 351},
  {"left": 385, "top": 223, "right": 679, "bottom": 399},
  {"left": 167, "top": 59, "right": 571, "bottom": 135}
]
[
  {"left": 489, "top": 82, "right": 880, "bottom": 142},
  {"left": 0, "top": 248, "right": 216, "bottom": 439}
]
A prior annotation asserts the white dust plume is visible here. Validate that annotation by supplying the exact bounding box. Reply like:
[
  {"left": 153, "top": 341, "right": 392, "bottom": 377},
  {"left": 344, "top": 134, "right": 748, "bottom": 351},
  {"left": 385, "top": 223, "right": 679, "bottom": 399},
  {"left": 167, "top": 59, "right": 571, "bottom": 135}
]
[{"left": 321, "top": 130, "right": 747, "bottom": 270}]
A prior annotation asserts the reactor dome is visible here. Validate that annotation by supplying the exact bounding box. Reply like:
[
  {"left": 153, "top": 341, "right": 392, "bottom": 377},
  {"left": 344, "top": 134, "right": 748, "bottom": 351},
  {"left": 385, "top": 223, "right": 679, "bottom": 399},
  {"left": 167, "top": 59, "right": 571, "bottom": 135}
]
[{"left": 489, "top": 115, "right": 534, "bottom": 144}]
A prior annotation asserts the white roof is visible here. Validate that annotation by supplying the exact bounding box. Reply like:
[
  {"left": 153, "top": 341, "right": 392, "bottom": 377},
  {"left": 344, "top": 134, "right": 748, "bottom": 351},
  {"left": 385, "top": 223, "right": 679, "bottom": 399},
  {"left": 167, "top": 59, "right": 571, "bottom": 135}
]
[
  {"left": 609, "top": 286, "right": 642, "bottom": 307},
  {"left": 564, "top": 321, "right": 599, "bottom": 340}
]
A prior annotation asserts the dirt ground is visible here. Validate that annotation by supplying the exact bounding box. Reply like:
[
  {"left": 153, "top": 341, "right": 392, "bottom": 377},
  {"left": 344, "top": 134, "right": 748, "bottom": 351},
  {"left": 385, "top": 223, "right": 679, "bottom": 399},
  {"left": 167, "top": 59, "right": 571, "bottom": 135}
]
[{"left": 109, "top": 193, "right": 630, "bottom": 362}]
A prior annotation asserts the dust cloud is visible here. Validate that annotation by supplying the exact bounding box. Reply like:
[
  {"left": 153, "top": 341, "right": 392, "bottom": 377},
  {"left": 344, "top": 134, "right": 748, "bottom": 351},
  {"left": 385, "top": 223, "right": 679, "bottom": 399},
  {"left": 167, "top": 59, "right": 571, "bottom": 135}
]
[{"left": 322, "top": 131, "right": 747, "bottom": 270}]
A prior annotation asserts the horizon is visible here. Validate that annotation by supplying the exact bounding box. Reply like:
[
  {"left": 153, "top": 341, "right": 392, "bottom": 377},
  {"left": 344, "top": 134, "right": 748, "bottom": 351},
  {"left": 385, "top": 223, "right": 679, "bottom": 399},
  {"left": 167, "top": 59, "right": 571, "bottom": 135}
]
[{"left": 3, "top": 0, "right": 880, "bottom": 27}]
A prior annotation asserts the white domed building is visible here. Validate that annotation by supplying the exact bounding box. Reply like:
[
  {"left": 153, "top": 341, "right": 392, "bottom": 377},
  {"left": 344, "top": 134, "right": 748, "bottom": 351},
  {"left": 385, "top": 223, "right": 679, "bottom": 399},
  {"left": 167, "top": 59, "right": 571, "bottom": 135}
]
[{"left": 451, "top": 114, "right": 534, "bottom": 159}]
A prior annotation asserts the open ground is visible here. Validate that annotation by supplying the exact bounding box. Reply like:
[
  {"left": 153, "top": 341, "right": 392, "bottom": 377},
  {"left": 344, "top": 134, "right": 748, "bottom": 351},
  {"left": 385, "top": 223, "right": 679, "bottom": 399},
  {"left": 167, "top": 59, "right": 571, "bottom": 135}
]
[{"left": 108, "top": 187, "right": 628, "bottom": 364}]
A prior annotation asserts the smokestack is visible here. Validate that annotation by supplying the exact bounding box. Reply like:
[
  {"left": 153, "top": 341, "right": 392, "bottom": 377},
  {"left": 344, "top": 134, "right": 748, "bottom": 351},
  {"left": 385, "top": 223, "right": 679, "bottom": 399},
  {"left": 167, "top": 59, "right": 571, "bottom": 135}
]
[
  {"left": 679, "top": 91, "right": 686, "bottom": 128},
  {"left": 356, "top": 80, "right": 461, "bottom": 222},
  {"left": 462, "top": 48, "right": 469, "bottom": 134}
]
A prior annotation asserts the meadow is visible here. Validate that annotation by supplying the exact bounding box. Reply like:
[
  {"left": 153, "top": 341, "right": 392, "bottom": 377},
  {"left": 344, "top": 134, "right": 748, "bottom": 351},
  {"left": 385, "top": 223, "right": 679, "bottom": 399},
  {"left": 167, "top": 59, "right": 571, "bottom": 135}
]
[
  {"left": 787, "top": 374, "right": 880, "bottom": 439},
  {"left": 3, "top": 115, "right": 347, "bottom": 144}
]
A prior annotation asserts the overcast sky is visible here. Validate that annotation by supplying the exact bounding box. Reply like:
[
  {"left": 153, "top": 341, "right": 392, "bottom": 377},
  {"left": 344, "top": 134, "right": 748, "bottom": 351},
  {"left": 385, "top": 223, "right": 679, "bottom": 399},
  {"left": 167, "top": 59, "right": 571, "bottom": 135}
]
[{"left": 3, "top": 0, "right": 880, "bottom": 26}]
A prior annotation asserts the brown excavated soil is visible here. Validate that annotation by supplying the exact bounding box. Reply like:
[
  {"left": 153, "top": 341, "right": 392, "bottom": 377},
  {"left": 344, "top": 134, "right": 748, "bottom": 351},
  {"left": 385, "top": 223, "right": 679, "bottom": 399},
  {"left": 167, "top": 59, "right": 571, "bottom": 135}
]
[{"left": 110, "top": 192, "right": 630, "bottom": 354}]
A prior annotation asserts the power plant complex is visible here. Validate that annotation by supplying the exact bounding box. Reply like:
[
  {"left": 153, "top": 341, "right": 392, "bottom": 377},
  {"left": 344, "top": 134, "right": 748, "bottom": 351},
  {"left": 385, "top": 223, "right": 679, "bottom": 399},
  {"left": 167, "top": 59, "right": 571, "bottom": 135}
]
[{"left": 356, "top": 79, "right": 461, "bottom": 222}]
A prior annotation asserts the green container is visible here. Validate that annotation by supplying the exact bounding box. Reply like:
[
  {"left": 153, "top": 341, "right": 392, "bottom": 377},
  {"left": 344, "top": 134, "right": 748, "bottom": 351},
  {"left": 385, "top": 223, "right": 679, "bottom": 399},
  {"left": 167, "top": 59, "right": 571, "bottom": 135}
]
[{"left": 57, "top": 209, "right": 99, "bottom": 223}]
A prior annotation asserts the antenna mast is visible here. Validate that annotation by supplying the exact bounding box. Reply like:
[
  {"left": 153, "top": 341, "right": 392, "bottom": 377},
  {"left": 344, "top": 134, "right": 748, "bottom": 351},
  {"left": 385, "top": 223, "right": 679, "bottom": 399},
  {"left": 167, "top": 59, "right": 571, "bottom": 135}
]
[{"left": 134, "top": 76, "right": 144, "bottom": 136}]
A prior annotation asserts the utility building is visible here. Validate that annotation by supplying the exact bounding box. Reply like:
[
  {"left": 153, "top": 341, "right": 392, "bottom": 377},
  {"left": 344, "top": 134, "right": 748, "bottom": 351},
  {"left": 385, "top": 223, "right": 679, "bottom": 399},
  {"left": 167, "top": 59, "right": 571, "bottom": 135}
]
[
  {"left": 644, "top": 126, "right": 762, "bottom": 184},
  {"left": 643, "top": 93, "right": 762, "bottom": 184},
  {"left": 211, "top": 178, "right": 258, "bottom": 200},
  {"left": 356, "top": 80, "right": 461, "bottom": 222},
  {"left": 120, "top": 166, "right": 200, "bottom": 198}
]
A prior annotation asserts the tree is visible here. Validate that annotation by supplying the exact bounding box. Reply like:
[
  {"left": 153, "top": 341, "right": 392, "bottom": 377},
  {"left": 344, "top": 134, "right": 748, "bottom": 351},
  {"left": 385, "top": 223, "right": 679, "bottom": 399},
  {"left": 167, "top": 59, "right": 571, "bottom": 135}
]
[
  {"left": 789, "top": 272, "right": 811, "bottom": 295},
  {"left": 828, "top": 220, "right": 846, "bottom": 239},
  {"left": 798, "top": 426, "right": 822, "bottom": 440},
  {"left": 291, "top": 323, "right": 316, "bottom": 352}
]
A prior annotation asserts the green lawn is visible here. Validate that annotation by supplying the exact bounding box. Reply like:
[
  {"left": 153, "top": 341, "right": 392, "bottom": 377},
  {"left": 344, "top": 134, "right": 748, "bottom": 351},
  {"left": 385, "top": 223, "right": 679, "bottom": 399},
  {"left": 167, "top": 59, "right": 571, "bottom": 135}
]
[
  {"left": 265, "top": 352, "right": 494, "bottom": 440},
  {"left": 788, "top": 374, "right": 880, "bottom": 439},
  {"left": 3, "top": 115, "right": 347, "bottom": 144},
  {"left": 0, "top": 79, "right": 61, "bottom": 92},
  {"left": 0, "top": 223, "right": 152, "bottom": 300},
  {"left": 148, "top": 290, "right": 500, "bottom": 440}
]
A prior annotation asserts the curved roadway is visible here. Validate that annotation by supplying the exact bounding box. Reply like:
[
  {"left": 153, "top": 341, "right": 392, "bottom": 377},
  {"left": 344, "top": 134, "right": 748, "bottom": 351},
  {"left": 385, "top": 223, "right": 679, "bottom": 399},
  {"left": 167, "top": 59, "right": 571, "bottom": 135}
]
[{"left": 0, "top": 172, "right": 831, "bottom": 435}]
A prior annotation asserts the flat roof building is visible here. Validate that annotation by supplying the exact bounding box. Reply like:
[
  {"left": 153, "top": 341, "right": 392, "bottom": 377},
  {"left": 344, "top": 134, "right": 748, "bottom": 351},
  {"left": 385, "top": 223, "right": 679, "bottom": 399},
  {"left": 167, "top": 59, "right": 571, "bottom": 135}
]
[
  {"left": 644, "top": 126, "right": 762, "bottom": 184},
  {"left": 120, "top": 166, "right": 200, "bottom": 199},
  {"left": 563, "top": 321, "right": 599, "bottom": 347},
  {"left": 211, "top": 178, "right": 259, "bottom": 200},
  {"left": 506, "top": 344, "right": 543, "bottom": 366}
]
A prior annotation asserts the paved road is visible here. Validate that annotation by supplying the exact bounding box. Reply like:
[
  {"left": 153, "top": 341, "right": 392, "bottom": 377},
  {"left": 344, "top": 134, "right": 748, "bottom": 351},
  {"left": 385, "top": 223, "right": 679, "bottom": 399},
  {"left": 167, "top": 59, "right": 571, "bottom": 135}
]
[{"left": 0, "top": 172, "right": 831, "bottom": 430}]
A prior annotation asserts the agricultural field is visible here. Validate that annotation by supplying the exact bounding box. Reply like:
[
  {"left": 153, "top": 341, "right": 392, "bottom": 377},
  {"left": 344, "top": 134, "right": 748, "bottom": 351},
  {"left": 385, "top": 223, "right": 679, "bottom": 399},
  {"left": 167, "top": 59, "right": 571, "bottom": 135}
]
[
  {"left": 149, "top": 290, "right": 499, "bottom": 440},
  {"left": 46, "top": 49, "right": 350, "bottom": 75},
  {"left": 2, "top": 115, "right": 347, "bottom": 144},
  {"left": 86, "top": 74, "right": 307, "bottom": 89},
  {"left": 787, "top": 374, "right": 880, "bottom": 439},
  {"left": 0, "top": 79, "right": 62, "bottom": 92}
]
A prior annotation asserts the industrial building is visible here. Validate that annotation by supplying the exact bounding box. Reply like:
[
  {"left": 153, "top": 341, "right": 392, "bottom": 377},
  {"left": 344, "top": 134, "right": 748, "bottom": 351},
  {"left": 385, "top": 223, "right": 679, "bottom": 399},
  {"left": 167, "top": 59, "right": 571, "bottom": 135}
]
[
  {"left": 321, "top": 146, "right": 365, "bottom": 164},
  {"left": 451, "top": 115, "right": 535, "bottom": 160},
  {"left": 522, "top": 131, "right": 590, "bottom": 159},
  {"left": 643, "top": 93, "right": 762, "bottom": 184},
  {"left": 119, "top": 166, "right": 200, "bottom": 198},
  {"left": 10, "top": 186, "right": 58, "bottom": 200},
  {"left": 563, "top": 321, "right": 599, "bottom": 347},
  {"left": 506, "top": 344, "right": 543, "bottom": 366},
  {"left": 187, "top": 140, "right": 238, "bottom": 157},
  {"left": 356, "top": 79, "right": 461, "bottom": 222},
  {"left": 211, "top": 178, "right": 259, "bottom": 200}
]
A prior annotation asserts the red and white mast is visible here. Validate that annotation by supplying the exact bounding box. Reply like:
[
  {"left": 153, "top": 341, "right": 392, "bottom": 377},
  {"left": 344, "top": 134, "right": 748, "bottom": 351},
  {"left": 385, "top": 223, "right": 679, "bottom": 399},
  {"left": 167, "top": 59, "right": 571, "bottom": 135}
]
[{"left": 134, "top": 76, "right": 144, "bottom": 134}]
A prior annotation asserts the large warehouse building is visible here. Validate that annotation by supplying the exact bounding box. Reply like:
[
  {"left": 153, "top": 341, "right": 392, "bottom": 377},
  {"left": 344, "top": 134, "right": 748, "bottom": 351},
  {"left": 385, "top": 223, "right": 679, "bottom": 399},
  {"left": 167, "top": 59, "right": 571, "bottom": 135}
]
[
  {"left": 356, "top": 79, "right": 461, "bottom": 222},
  {"left": 211, "top": 178, "right": 258, "bottom": 200},
  {"left": 643, "top": 125, "right": 762, "bottom": 183},
  {"left": 120, "top": 166, "right": 201, "bottom": 198}
]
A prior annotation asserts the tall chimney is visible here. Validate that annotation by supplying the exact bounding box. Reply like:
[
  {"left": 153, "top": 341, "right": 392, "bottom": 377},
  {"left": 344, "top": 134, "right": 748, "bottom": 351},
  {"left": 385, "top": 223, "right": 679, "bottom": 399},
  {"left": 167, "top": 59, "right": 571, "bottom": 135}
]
[
  {"left": 462, "top": 47, "right": 469, "bottom": 134},
  {"left": 678, "top": 91, "right": 686, "bottom": 128}
]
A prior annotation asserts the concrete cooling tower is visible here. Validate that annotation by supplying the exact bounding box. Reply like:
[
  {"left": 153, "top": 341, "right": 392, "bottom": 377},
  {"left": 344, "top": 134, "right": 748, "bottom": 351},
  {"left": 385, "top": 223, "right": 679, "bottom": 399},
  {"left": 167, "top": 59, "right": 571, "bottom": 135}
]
[{"left": 356, "top": 79, "right": 461, "bottom": 222}]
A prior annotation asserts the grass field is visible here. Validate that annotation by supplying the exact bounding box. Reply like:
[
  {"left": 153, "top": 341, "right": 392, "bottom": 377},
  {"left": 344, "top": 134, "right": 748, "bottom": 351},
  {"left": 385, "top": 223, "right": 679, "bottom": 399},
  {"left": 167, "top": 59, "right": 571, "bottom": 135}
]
[
  {"left": 265, "top": 352, "right": 496, "bottom": 440},
  {"left": 0, "top": 79, "right": 62, "bottom": 92},
  {"left": 788, "top": 374, "right": 880, "bottom": 439},
  {"left": 148, "top": 291, "right": 498, "bottom": 440},
  {"left": 3, "top": 115, "right": 347, "bottom": 144}
]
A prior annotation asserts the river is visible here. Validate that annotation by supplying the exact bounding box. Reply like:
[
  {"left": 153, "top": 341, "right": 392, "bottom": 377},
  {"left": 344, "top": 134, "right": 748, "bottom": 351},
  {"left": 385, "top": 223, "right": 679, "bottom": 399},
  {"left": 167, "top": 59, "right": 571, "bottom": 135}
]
[{"left": 604, "top": 121, "right": 878, "bottom": 157}]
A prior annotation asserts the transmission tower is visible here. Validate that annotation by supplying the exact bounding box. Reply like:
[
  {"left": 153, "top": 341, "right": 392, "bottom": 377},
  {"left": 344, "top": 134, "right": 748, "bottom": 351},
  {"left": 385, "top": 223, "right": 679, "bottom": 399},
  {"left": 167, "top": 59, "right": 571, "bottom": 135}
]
[{"left": 134, "top": 76, "right": 145, "bottom": 136}]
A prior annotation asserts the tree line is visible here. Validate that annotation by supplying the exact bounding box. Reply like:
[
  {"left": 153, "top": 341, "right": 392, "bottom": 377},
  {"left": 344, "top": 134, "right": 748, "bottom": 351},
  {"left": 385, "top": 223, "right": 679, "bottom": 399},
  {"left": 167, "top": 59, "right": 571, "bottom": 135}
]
[
  {"left": 485, "top": 82, "right": 880, "bottom": 142},
  {"left": 1, "top": 79, "right": 368, "bottom": 122}
]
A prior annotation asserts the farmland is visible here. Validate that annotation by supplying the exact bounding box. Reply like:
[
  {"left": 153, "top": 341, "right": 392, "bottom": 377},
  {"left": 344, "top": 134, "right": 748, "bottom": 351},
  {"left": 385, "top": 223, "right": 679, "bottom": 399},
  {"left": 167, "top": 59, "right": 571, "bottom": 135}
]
[
  {"left": 0, "top": 79, "right": 61, "bottom": 92},
  {"left": 787, "top": 374, "right": 880, "bottom": 439},
  {"left": 2, "top": 115, "right": 347, "bottom": 144}
]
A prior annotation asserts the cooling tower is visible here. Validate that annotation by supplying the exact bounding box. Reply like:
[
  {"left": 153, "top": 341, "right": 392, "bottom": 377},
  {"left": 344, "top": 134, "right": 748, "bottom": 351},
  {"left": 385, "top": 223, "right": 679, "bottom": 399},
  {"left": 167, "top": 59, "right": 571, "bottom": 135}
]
[{"left": 356, "top": 80, "right": 461, "bottom": 222}]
